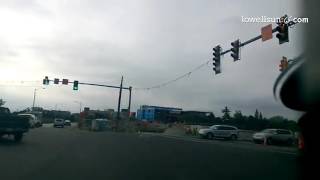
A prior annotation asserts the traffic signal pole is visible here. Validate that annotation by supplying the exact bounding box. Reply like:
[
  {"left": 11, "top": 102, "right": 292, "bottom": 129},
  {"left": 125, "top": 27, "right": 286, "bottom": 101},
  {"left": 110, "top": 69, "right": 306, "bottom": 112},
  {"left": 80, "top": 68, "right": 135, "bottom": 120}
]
[
  {"left": 117, "top": 76, "right": 123, "bottom": 120},
  {"left": 128, "top": 86, "right": 132, "bottom": 116},
  {"left": 46, "top": 79, "right": 130, "bottom": 90}
]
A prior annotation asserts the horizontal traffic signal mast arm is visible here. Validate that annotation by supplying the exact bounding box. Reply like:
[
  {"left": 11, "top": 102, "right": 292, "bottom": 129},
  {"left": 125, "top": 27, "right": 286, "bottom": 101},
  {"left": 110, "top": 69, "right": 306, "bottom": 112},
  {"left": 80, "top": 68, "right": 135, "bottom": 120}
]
[
  {"left": 219, "top": 20, "right": 298, "bottom": 56},
  {"left": 45, "top": 79, "right": 130, "bottom": 90},
  {"left": 79, "top": 82, "right": 130, "bottom": 90}
]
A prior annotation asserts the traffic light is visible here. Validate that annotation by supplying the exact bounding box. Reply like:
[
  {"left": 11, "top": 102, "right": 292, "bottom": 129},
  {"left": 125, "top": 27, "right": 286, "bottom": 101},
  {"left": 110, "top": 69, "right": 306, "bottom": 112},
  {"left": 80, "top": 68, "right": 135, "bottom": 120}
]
[
  {"left": 62, "top": 79, "right": 69, "bottom": 85},
  {"left": 54, "top": 78, "right": 59, "bottom": 84},
  {"left": 212, "top": 45, "right": 221, "bottom": 74},
  {"left": 279, "top": 56, "right": 289, "bottom": 72},
  {"left": 43, "top": 76, "right": 49, "bottom": 85},
  {"left": 231, "top": 39, "right": 240, "bottom": 61},
  {"left": 73, "top": 80, "right": 79, "bottom": 90},
  {"left": 276, "top": 17, "right": 289, "bottom": 44}
]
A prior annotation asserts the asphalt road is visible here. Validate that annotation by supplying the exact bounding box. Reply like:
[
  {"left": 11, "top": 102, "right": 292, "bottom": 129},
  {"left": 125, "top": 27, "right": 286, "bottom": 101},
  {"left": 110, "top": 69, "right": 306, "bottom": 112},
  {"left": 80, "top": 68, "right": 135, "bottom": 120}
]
[{"left": 0, "top": 125, "right": 299, "bottom": 180}]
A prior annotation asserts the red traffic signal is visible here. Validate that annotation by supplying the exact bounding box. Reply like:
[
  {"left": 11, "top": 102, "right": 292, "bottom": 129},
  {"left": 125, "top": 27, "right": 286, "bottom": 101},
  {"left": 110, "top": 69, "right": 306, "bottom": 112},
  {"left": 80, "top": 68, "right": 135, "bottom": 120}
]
[
  {"left": 279, "top": 56, "right": 289, "bottom": 71},
  {"left": 276, "top": 16, "right": 289, "bottom": 45},
  {"left": 231, "top": 39, "right": 240, "bottom": 61},
  {"left": 54, "top": 78, "right": 59, "bottom": 84},
  {"left": 62, "top": 79, "right": 69, "bottom": 85}
]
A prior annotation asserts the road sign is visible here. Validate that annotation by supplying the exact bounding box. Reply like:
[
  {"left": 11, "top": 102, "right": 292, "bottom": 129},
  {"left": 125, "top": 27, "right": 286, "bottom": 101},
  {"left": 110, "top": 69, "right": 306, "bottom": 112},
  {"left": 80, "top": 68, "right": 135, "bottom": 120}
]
[{"left": 261, "top": 24, "right": 273, "bottom": 42}]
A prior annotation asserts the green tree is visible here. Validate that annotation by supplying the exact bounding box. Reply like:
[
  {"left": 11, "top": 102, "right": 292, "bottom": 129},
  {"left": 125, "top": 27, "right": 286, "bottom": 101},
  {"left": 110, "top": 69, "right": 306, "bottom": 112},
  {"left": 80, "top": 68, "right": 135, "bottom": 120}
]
[
  {"left": 222, "top": 106, "right": 231, "bottom": 121},
  {"left": 233, "top": 110, "right": 243, "bottom": 120},
  {"left": 254, "top": 109, "right": 259, "bottom": 120},
  {"left": 0, "top": 99, "right": 5, "bottom": 107},
  {"left": 259, "top": 112, "right": 263, "bottom": 120},
  {"left": 233, "top": 110, "right": 245, "bottom": 128},
  {"left": 268, "top": 116, "right": 288, "bottom": 129}
]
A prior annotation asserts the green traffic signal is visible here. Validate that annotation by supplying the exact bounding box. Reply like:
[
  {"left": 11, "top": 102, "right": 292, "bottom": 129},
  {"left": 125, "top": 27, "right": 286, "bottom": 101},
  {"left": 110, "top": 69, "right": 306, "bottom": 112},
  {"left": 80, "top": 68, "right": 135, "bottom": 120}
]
[
  {"left": 73, "top": 80, "right": 79, "bottom": 90},
  {"left": 43, "top": 76, "right": 49, "bottom": 85}
]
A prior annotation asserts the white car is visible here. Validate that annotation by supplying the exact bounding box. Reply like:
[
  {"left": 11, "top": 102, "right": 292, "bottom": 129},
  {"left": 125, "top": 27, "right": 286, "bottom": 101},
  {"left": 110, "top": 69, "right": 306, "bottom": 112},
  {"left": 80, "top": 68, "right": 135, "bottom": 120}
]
[
  {"left": 252, "top": 129, "right": 295, "bottom": 145},
  {"left": 198, "top": 125, "right": 239, "bottom": 140},
  {"left": 18, "top": 114, "right": 41, "bottom": 128},
  {"left": 53, "top": 119, "right": 64, "bottom": 128},
  {"left": 64, "top": 120, "right": 71, "bottom": 126}
]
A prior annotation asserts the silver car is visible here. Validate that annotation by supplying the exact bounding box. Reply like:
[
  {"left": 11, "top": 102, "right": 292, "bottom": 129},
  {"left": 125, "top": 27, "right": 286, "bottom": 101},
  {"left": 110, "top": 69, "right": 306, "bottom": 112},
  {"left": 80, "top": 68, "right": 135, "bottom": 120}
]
[
  {"left": 252, "top": 129, "right": 294, "bottom": 145},
  {"left": 53, "top": 118, "right": 65, "bottom": 128},
  {"left": 198, "top": 125, "right": 239, "bottom": 140}
]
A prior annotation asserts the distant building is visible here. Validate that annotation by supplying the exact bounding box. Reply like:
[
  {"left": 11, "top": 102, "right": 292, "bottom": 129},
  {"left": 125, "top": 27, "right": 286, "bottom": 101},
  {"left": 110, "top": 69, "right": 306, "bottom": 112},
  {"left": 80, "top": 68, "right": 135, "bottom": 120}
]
[
  {"left": 121, "top": 109, "right": 128, "bottom": 113},
  {"left": 84, "top": 109, "right": 111, "bottom": 119},
  {"left": 106, "top": 109, "right": 114, "bottom": 112},
  {"left": 42, "top": 110, "right": 71, "bottom": 119},
  {"left": 136, "top": 105, "right": 182, "bottom": 122}
]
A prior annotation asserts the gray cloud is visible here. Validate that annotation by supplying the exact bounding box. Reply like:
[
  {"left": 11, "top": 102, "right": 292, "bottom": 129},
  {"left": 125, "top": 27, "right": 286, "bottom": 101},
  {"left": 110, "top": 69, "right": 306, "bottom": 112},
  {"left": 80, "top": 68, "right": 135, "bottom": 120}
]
[{"left": 0, "top": 0, "right": 304, "bottom": 120}]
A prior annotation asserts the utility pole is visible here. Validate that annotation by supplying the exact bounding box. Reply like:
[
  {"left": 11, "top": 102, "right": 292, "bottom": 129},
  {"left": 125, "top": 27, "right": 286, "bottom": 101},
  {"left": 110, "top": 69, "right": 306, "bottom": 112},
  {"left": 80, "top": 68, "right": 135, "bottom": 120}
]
[
  {"left": 128, "top": 86, "right": 132, "bottom": 116},
  {"left": 74, "top": 101, "right": 82, "bottom": 114},
  {"left": 32, "top": 88, "right": 45, "bottom": 112},
  {"left": 32, "top": 88, "right": 36, "bottom": 112},
  {"left": 117, "top": 76, "right": 123, "bottom": 120}
]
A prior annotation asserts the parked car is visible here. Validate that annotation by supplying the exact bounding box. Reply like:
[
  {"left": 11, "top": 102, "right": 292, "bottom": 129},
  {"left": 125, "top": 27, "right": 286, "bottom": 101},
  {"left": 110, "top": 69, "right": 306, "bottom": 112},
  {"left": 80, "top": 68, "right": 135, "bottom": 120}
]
[
  {"left": 18, "top": 113, "right": 41, "bottom": 128},
  {"left": 198, "top": 125, "right": 239, "bottom": 140},
  {"left": 252, "top": 129, "right": 295, "bottom": 145},
  {"left": 64, "top": 120, "right": 71, "bottom": 126},
  {"left": 53, "top": 119, "right": 64, "bottom": 128}
]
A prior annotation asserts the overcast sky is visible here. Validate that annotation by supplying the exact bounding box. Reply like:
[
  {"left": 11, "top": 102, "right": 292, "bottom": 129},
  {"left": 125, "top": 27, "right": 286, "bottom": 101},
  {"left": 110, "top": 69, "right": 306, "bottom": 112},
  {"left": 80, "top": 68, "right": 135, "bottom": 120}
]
[{"left": 0, "top": 0, "right": 304, "bottom": 119}]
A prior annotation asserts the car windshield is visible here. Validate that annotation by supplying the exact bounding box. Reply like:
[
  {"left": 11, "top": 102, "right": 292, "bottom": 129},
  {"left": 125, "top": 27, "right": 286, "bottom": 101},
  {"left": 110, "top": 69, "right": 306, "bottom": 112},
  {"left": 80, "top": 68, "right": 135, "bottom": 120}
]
[
  {"left": 0, "top": 1, "right": 311, "bottom": 180},
  {"left": 210, "top": 126, "right": 218, "bottom": 130}
]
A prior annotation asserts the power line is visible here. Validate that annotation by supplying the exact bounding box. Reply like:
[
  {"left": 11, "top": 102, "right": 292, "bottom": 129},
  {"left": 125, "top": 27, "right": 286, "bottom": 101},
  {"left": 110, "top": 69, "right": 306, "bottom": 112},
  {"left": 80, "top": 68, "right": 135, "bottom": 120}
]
[
  {"left": 0, "top": 80, "right": 41, "bottom": 84},
  {"left": 0, "top": 80, "right": 42, "bottom": 88},
  {"left": 0, "top": 84, "right": 43, "bottom": 88},
  {"left": 134, "top": 60, "right": 210, "bottom": 90}
]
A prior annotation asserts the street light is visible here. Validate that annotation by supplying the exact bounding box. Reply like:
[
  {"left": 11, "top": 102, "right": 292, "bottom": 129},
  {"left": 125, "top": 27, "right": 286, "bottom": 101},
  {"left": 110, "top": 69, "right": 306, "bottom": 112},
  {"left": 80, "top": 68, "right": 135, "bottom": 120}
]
[
  {"left": 32, "top": 87, "right": 45, "bottom": 111},
  {"left": 74, "top": 101, "right": 82, "bottom": 114}
]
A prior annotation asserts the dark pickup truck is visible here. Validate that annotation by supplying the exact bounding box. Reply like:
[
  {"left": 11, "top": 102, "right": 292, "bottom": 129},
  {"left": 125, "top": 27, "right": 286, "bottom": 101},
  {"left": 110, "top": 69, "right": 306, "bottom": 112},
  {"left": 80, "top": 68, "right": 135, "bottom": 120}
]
[{"left": 0, "top": 107, "right": 30, "bottom": 142}]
